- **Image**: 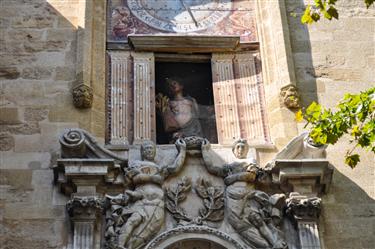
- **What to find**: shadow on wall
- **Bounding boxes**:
[285,0,319,107]
[0,1,82,248]
[320,169,375,249]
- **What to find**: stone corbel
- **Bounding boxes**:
[271,159,333,195]
[286,193,322,249]
[279,84,301,109]
[66,196,105,249]
[72,83,93,109]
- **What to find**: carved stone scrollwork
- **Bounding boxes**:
[165,177,224,226]
[72,83,93,109]
[280,84,301,109]
[286,193,322,221]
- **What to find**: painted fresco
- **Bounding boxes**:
[108,0,257,43]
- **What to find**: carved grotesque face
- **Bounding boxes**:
[280,85,300,109]
[141,141,156,161]
[233,140,249,159]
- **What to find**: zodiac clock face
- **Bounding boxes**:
[127,0,232,33]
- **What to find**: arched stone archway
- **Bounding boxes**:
[144,226,246,249]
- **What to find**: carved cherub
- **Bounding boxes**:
[107,139,187,249]
[201,138,258,185]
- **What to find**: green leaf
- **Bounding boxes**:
[295,110,304,122]
[301,6,315,24]
[345,154,360,168]
[365,0,375,8]
[326,6,339,20]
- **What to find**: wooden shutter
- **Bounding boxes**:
[107,51,133,144]
[212,52,269,145]
[132,52,155,143]
[211,53,241,144]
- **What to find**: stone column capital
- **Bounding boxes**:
[66,196,105,221]
[286,193,321,221]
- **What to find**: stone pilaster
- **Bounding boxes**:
[67,197,104,249]
[286,193,322,249]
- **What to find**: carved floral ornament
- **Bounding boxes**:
[56,129,333,249]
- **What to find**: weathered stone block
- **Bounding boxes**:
[0,133,14,151]
[0,107,22,124]
[55,66,75,81]
[0,169,33,190]
[24,108,48,122]
[0,122,40,135]
[12,15,55,29]
[14,134,43,152]
[4,204,64,220]
[21,67,53,80]
[0,152,51,170]
[0,67,20,79]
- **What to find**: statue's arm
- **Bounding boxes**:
[165,138,187,176]
[201,139,225,177]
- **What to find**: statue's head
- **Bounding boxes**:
[166,78,184,96]
[280,84,300,109]
[140,140,156,161]
[232,139,250,159]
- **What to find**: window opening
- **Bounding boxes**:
[155,61,218,144]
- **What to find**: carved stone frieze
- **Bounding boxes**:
[286,193,322,221]
[280,84,301,109]
[72,83,93,109]
[165,177,224,226]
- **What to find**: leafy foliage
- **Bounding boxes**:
[296,87,375,168]
[301,0,374,24]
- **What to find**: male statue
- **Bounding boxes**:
[156,78,203,142]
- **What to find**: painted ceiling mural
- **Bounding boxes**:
[108,0,258,42]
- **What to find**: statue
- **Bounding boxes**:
[229,191,288,249]
[156,78,203,142]
[201,138,258,185]
[105,139,187,249]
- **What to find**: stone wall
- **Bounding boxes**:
[285,1,374,248]
[0,0,374,249]
[0,0,85,247]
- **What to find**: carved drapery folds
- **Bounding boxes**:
[54,130,331,249]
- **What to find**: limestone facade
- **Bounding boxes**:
[0,0,374,249]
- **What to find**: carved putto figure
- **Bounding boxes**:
[229,191,288,249]
[105,139,187,249]
[201,138,258,185]
[156,78,203,142]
